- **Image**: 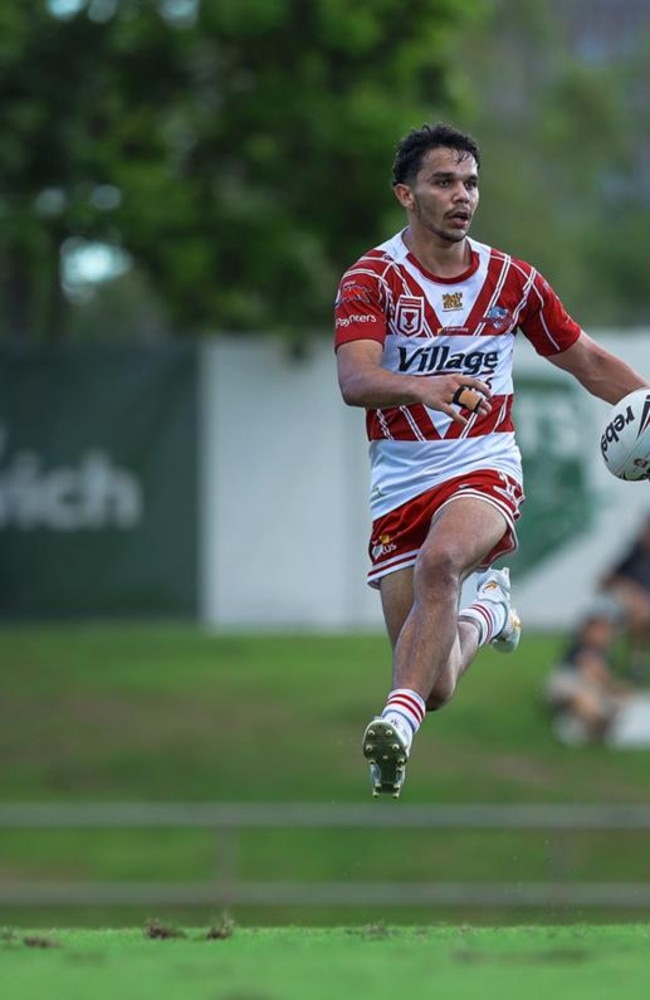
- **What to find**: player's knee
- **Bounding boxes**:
[415,545,462,591]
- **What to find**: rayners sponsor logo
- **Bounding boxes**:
[336,314,378,328]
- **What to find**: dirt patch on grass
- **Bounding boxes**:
[206,916,235,940]
[23,935,60,949]
[144,919,186,940]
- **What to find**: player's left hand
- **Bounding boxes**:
[452,386,488,413]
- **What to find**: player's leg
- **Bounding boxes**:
[459,565,521,654]
[391,496,508,703]
[362,497,511,796]
[378,565,483,703]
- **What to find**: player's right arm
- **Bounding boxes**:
[334,261,492,424]
[336,339,492,425]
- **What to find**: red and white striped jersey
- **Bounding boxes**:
[334,230,582,518]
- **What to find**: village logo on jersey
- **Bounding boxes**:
[395,295,424,336]
[442,292,463,312]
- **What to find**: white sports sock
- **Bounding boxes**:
[381,688,426,750]
[459,599,507,646]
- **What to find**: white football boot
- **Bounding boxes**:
[475,566,521,653]
[362,717,409,799]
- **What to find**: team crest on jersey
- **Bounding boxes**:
[442,292,463,312]
[395,296,424,336]
[483,306,512,332]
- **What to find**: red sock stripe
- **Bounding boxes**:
[468,602,495,642]
[386,692,426,725]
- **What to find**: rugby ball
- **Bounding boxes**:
[600,388,650,480]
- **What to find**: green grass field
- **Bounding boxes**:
[2,624,650,930]
[4,924,650,1000]
[3,624,648,804]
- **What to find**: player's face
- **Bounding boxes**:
[396,147,479,244]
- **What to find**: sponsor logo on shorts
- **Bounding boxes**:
[493,475,522,506]
[371,533,397,560]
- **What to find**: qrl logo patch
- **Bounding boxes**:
[395,296,424,336]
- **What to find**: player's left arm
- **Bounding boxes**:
[547,331,649,404]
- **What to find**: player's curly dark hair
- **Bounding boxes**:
[392,123,481,187]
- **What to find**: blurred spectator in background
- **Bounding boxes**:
[598,513,650,681]
[546,564,650,750]
[545,600,631,746]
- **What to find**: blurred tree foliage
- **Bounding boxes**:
[462,0,650,329]
[3,0,649,343]
[0,0,483,342]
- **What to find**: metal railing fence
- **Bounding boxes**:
[2,802,650,909]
